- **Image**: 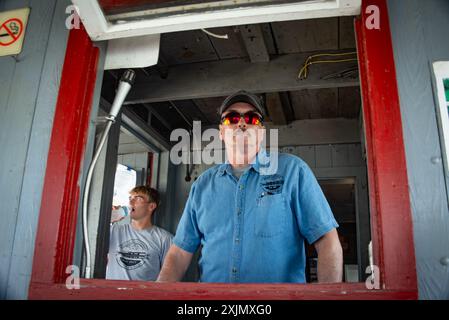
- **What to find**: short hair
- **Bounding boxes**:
[130,185,160,207]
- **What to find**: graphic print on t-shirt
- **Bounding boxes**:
[116,239,150,270]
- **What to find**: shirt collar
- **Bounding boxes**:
[217,149,269,176]
[218,163,230,176]
[251,148,270,173]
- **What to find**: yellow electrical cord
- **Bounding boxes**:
[298,52,357,79]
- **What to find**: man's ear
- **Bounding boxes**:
[149,202,157,212]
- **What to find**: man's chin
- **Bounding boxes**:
[231,152,258,164]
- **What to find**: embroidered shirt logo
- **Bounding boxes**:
[260,174,284,195]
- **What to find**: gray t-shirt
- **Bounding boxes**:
[106,223,173,281]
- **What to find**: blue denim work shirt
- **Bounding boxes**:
[173,150,338,283]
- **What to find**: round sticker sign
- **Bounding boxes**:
[0,18,23,46]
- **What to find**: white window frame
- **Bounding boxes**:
[72,0,361,41]
[433,61,449,200]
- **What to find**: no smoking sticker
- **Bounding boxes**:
[0,8,30,57]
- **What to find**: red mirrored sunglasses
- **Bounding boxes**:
[221,111,264,126]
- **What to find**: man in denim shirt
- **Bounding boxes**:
[158,91,343,283]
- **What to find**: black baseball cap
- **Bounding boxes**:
[219,90,266,117]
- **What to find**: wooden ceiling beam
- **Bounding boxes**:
[125,51,359,105]
[238,24,270,63]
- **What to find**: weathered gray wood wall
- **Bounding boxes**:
[0,0,71,299]
[388,0,449,299]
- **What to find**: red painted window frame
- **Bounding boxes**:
[28,0,418,299]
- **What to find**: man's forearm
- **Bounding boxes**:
[314,229,343,283]
[317,243,343,283]
[157,245,193,282]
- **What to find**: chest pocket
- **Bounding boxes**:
[254,175,287,238]
[254,193,287,237]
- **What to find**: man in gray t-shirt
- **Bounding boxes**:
[106,186,173,281]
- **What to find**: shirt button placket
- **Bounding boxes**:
[231,267,238,281]
[232,205,241,282]
[232,181,245,282]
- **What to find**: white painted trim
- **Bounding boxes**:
[104,34,160,70]
[72,0,361,41]
[338,0,361,9]
[433,61,449,198]
[71,0,108,37]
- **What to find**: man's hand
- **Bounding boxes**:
[314,228,343,283]
[157,244,193,282]
[111,205,125,223]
